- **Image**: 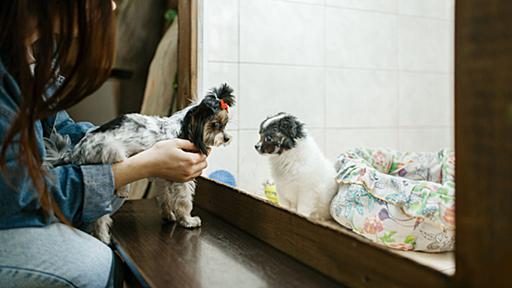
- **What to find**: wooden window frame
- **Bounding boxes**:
[174,0,198,107]
[454,1,511,287]
[182,1,512,287]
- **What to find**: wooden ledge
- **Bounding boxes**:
[111,199,341,287]
[194,177,452,288]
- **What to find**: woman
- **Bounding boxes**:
[0,1,208,287]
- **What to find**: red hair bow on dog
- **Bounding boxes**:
[219,99,229,112]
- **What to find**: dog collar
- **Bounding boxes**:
[219,99,229,112]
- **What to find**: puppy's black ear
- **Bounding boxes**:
[280,136,296,151]
[179,105,211,155]
[190,110,210,155]
[207,83,236,107]
[280,116,305,139]
[201,95,219,112]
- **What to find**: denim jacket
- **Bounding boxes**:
[0,59,118,229]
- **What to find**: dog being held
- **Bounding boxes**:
[45,83,235,243]
[255,113,337,220]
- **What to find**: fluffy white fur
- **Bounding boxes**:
[256,113,337,220]
[269,135,338,220]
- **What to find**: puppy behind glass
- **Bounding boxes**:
[255,113,337,220]
[45,84,235,243]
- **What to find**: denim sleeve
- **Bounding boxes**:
[46,113,119,223]
[44,111,95,145]
[0,151,117,228]
[49,164,117,225]
[0,59,119,228]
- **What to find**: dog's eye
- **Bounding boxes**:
[212,122,221,129]
[265,135,273,142]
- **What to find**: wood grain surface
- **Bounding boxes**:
[177,0,198,110]
[455,1,512,287]
[194,177,451,288]
[112,199,342,288]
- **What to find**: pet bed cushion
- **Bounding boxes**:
[330,148,455,252]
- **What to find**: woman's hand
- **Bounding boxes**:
[143,139,208,182]
[112,139,208,189]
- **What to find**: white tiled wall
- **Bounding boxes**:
[326,8,397,69]
[239,64,325,129]
[202,0,454,195]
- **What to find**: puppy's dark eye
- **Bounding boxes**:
[265,135,273,142]
[212,122,221,129]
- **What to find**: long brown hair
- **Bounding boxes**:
[0,1,115,222]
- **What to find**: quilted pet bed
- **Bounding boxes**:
[330,148,455,252]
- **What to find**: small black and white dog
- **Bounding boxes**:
[46,83,235,243]
[255,113,337,220]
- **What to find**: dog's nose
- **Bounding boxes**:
[224,134,231,143]
[255,143,261,151]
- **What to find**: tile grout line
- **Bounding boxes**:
[208,60,452,75]
[235,126,454,131]
[396,4,401,150]
[236,0,241,186]
[273,0,454,22]
[322,0,327,154]
[398,12,453,22]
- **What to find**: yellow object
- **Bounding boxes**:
[263,180,279,204]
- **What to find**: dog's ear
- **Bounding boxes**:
[207,83,236,107]
[201,95,219,112]
[280,137,296,152]
[179,105,211,155]
[280,116,305,139]
[190,111,210,155]
[280,118,292,131]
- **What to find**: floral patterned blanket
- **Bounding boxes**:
[330,148,455,252]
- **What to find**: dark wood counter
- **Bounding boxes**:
[111,199,342,288]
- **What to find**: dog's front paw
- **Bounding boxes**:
[115,184,131,198]
[98,233,112,245]
[161,209,177,222]
[179,216,202,228]
[93,215,113,244]
[92,227,112,244]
